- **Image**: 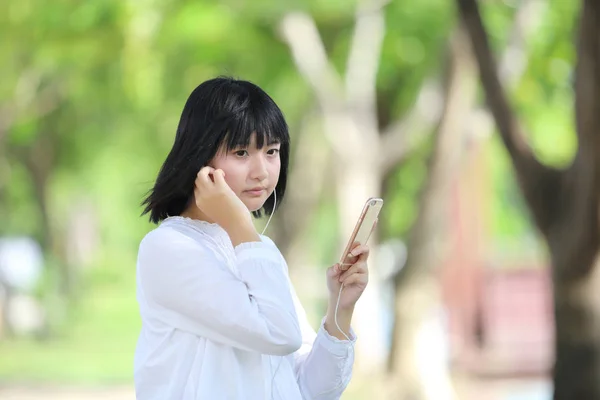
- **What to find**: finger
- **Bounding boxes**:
[342,243,370,268]
[334,263,341,274]
[326,265,335,278]
[327,263,341,278]
[349,244,370,258]
[339,262,367,282]
[199,166,215,175]
[342,271,368,287]
[211,169,227,187]
[339,242,357,270]
[357,251,370,264]
[340,254,358,270]
[197,166,214,185]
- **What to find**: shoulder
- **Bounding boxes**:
[138,223,213,259]
[138,223,281,260]
[136,225,226,283]
[140,225,189,249]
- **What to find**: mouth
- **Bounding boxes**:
[244,188,266,196]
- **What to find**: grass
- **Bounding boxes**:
[0,264,140,385]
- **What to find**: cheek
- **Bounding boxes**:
[270,160,281,181]
[223,174,239,190]
[220,166,245,192]
[210,159,237,188]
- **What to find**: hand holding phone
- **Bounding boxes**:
[339,198,383,270]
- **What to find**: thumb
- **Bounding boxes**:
[327,263,340,279]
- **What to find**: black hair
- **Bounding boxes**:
[141,76,290,224]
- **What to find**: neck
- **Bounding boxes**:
[180,203,215,224]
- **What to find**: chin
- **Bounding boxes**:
[246,201,266,213]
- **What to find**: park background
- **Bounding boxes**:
[0,0,592,399]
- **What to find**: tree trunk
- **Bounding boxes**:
[458,0,600,398]
[550,2,600,396]
[271,112,332,260]
[280,3,418,372]
[549,207,600,399]
[552,254,600,399]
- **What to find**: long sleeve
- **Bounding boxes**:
[137,227,302,356]
[290,282,357,399]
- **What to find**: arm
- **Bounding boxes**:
[324,297,354,341]
[137,228,302,356]
[290,283,357,399]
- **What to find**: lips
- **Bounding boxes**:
[245,187,266,196]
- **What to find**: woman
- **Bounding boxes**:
[135,77,370,399]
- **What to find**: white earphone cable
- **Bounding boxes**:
[261,189,276,236]
[264,190,282,399]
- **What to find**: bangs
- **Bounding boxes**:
[220,101,288,151]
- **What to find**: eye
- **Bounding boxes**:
[234,150,249,157]
[267,148,280,156]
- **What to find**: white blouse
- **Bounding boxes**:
[134,216,356,399]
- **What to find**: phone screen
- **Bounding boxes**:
[339,198,383,267]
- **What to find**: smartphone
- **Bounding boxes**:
[339,197,384,269]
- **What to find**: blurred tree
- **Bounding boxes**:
[459,0,600,398]
[387,25,477,400]
[279,0,450,371]
[388,1,545,398]
[0,0,127,315]
[0,0,309,333]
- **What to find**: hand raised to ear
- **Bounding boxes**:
[193,167,252,229]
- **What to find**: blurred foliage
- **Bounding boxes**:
[485,0,578,242]
[0,0,580,384]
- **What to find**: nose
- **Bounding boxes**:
[250,153,268,182]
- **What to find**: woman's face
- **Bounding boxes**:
[209,133,281,212]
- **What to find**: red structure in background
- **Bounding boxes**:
[439,141,554,379]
